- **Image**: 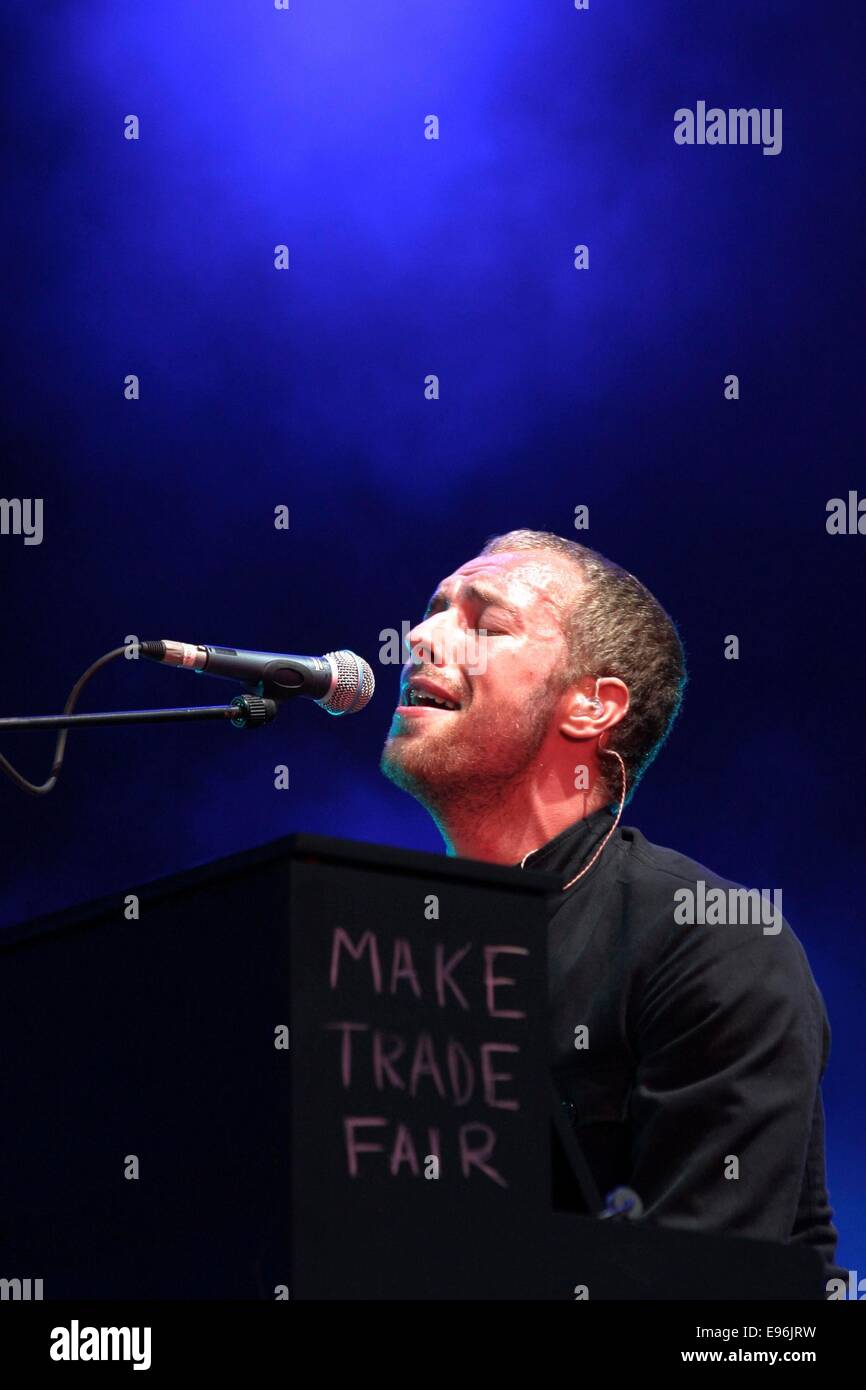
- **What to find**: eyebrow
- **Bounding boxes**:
[424,582,522,622]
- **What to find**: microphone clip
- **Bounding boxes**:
[229,694,279,729]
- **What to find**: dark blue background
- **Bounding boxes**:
[1,1,863,1275]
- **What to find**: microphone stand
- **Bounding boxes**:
[0,694,279,733]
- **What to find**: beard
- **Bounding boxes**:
[379,674,561,822]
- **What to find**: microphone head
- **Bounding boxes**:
[318,651,375,715]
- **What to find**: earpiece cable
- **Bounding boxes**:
[520,746,627,891]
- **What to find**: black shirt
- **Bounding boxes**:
[518,808,842,1283]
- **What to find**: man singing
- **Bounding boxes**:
[380,528,841,1284]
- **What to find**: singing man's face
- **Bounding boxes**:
[379,549,578,807]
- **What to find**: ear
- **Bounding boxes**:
[559,676,630,742]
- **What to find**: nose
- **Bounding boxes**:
[404,613,451,669]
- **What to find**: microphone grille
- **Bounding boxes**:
[318,651,375,715]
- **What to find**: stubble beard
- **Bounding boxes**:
[379,678,560,822]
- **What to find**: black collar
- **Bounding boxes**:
[514,807,616,881]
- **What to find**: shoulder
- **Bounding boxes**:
[609,823,828,1047]
[616,823,738,895]
[615,824,805,939]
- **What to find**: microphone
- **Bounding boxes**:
[139,640,375,715]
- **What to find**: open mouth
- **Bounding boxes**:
[404,688,461,712]
[397,678,464,714]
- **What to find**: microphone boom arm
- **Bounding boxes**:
[0,695,278,733]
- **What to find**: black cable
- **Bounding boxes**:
[0,646,127,796]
